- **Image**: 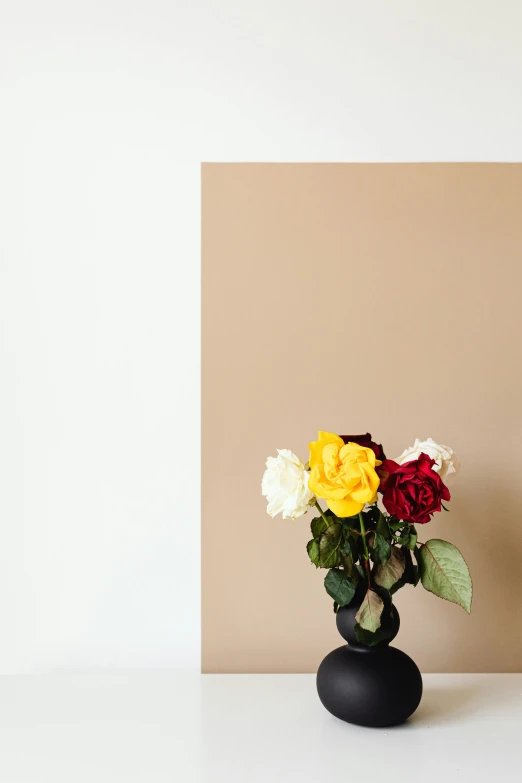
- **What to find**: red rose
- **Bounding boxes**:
[379,453,450,525]
[340,432,386,461]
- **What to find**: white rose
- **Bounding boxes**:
[261,449,315,520]
[396,437,460,481]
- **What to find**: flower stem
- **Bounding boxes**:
[314,500,330,527]
[358,511,372,589]
[358,512,370,561]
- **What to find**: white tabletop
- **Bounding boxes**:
[0,673,520,782]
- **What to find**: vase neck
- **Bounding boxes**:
[336,602,400,648]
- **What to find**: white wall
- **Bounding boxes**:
[0,1,521,672]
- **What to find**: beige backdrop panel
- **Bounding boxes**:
[202,163,522,673]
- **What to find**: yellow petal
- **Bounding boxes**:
[308,468,350,500]
[360,461,380,494]
[318,431,344,444]
[339,442,364,461]
[364,447,376,467]
[350,484,376,503]
[367,452,382,468]
[309,431,343,468]
[327,497,365,517]
[339,460,362,482]
[322,442,341,468]
[308,440,324,469]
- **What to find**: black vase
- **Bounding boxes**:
[316,599,423,727]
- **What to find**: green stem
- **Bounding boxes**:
[314,500,330,527]
[358,512,370,561]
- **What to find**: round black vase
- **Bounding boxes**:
[316,600,422,728]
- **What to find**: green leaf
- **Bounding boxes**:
[374,547,405,590]
[324,569,356,607]
[376,512,391,540]
[311,515,328,538]
[372,584,392,611]
[342,553,358,582]
[354,622,393,647]
[406,526,418,550]
[395,530,407,546]
[442,504,450,512]
[306,538,320,567]
[371,532,391,564]
[355,589,384,632]
[341,538,351,556]
[388,517,403,532]
[396,525,418,549]
[418,539,472,613]
[355,534,368,563]
[391,548,419,594]
[318,523,343,568]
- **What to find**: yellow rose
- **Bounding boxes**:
[308,431,381,517]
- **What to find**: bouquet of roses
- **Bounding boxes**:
[262,432,472,645]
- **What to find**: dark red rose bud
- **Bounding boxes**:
[379,452,450,525]
[340,432,386,461]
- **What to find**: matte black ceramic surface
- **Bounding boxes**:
[316,601,422,728]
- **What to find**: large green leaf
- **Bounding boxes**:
[418,539,472,613]
[371,532,391,564]
[355,589,384,632]
[318,523,343,568]
[306,538,320,567]
[311,515,329,538]
[374,546,405,590]
[324,569,356,606]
